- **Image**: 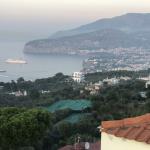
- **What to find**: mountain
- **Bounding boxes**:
[50,13,150,38]
[24,13,150,54]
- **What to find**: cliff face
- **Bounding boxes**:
[24,13,150,54]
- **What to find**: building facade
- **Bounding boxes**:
[72,72,84,83]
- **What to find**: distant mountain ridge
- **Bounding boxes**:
[50,13,150,38]
[24,13,150,54]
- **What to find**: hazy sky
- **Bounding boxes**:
[0,0,150,41]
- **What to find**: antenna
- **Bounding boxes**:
[77,136,81,143]
[74,135,81,150]
[74,136,77,150]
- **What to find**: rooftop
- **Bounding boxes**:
[101,113,150,144]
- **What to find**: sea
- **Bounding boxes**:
[0,41,85,82]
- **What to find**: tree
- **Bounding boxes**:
[17,77,25,84]
[11,80,18,91]
[0,108,53,150]
[56,122,73,138]
[146,91,150,98]
[29,89,40,99]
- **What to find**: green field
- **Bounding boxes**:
[45,99,91,112]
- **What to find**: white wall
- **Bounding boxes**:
[101,132,150,150]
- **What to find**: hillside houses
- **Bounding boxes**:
[84,77,131,95]
[85,81,103,95]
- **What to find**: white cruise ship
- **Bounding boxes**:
[0,70,6,73]
[5,59,27,64]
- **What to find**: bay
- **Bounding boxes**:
[0,41,85,82]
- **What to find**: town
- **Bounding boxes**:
[82,48,150,74]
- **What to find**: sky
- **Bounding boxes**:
[0,0,150,41]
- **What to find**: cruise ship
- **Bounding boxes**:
[5,59,27,64]
[0,70,6,73]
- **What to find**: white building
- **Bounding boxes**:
[101,113,150,150]
[0,86,4,90]
[103,77,119,85]
[120,76,131,81]
[41,90,50,94]
[139,91,147,98]
[138,75,150,81]
[9,90,27,97]
[85,81,103,95]
[146,80,150,88]
[72,72,84,83]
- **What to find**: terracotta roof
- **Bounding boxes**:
[101,113,150,144]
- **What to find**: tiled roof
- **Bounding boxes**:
[101,113,150,144]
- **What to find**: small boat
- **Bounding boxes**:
[0,70,6,73]
[5,59,27,64]
[0,74,8,78]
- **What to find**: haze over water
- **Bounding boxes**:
[0,41,84,82]
[0,0,150,82]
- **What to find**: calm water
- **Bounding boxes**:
[0,41,85,82]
